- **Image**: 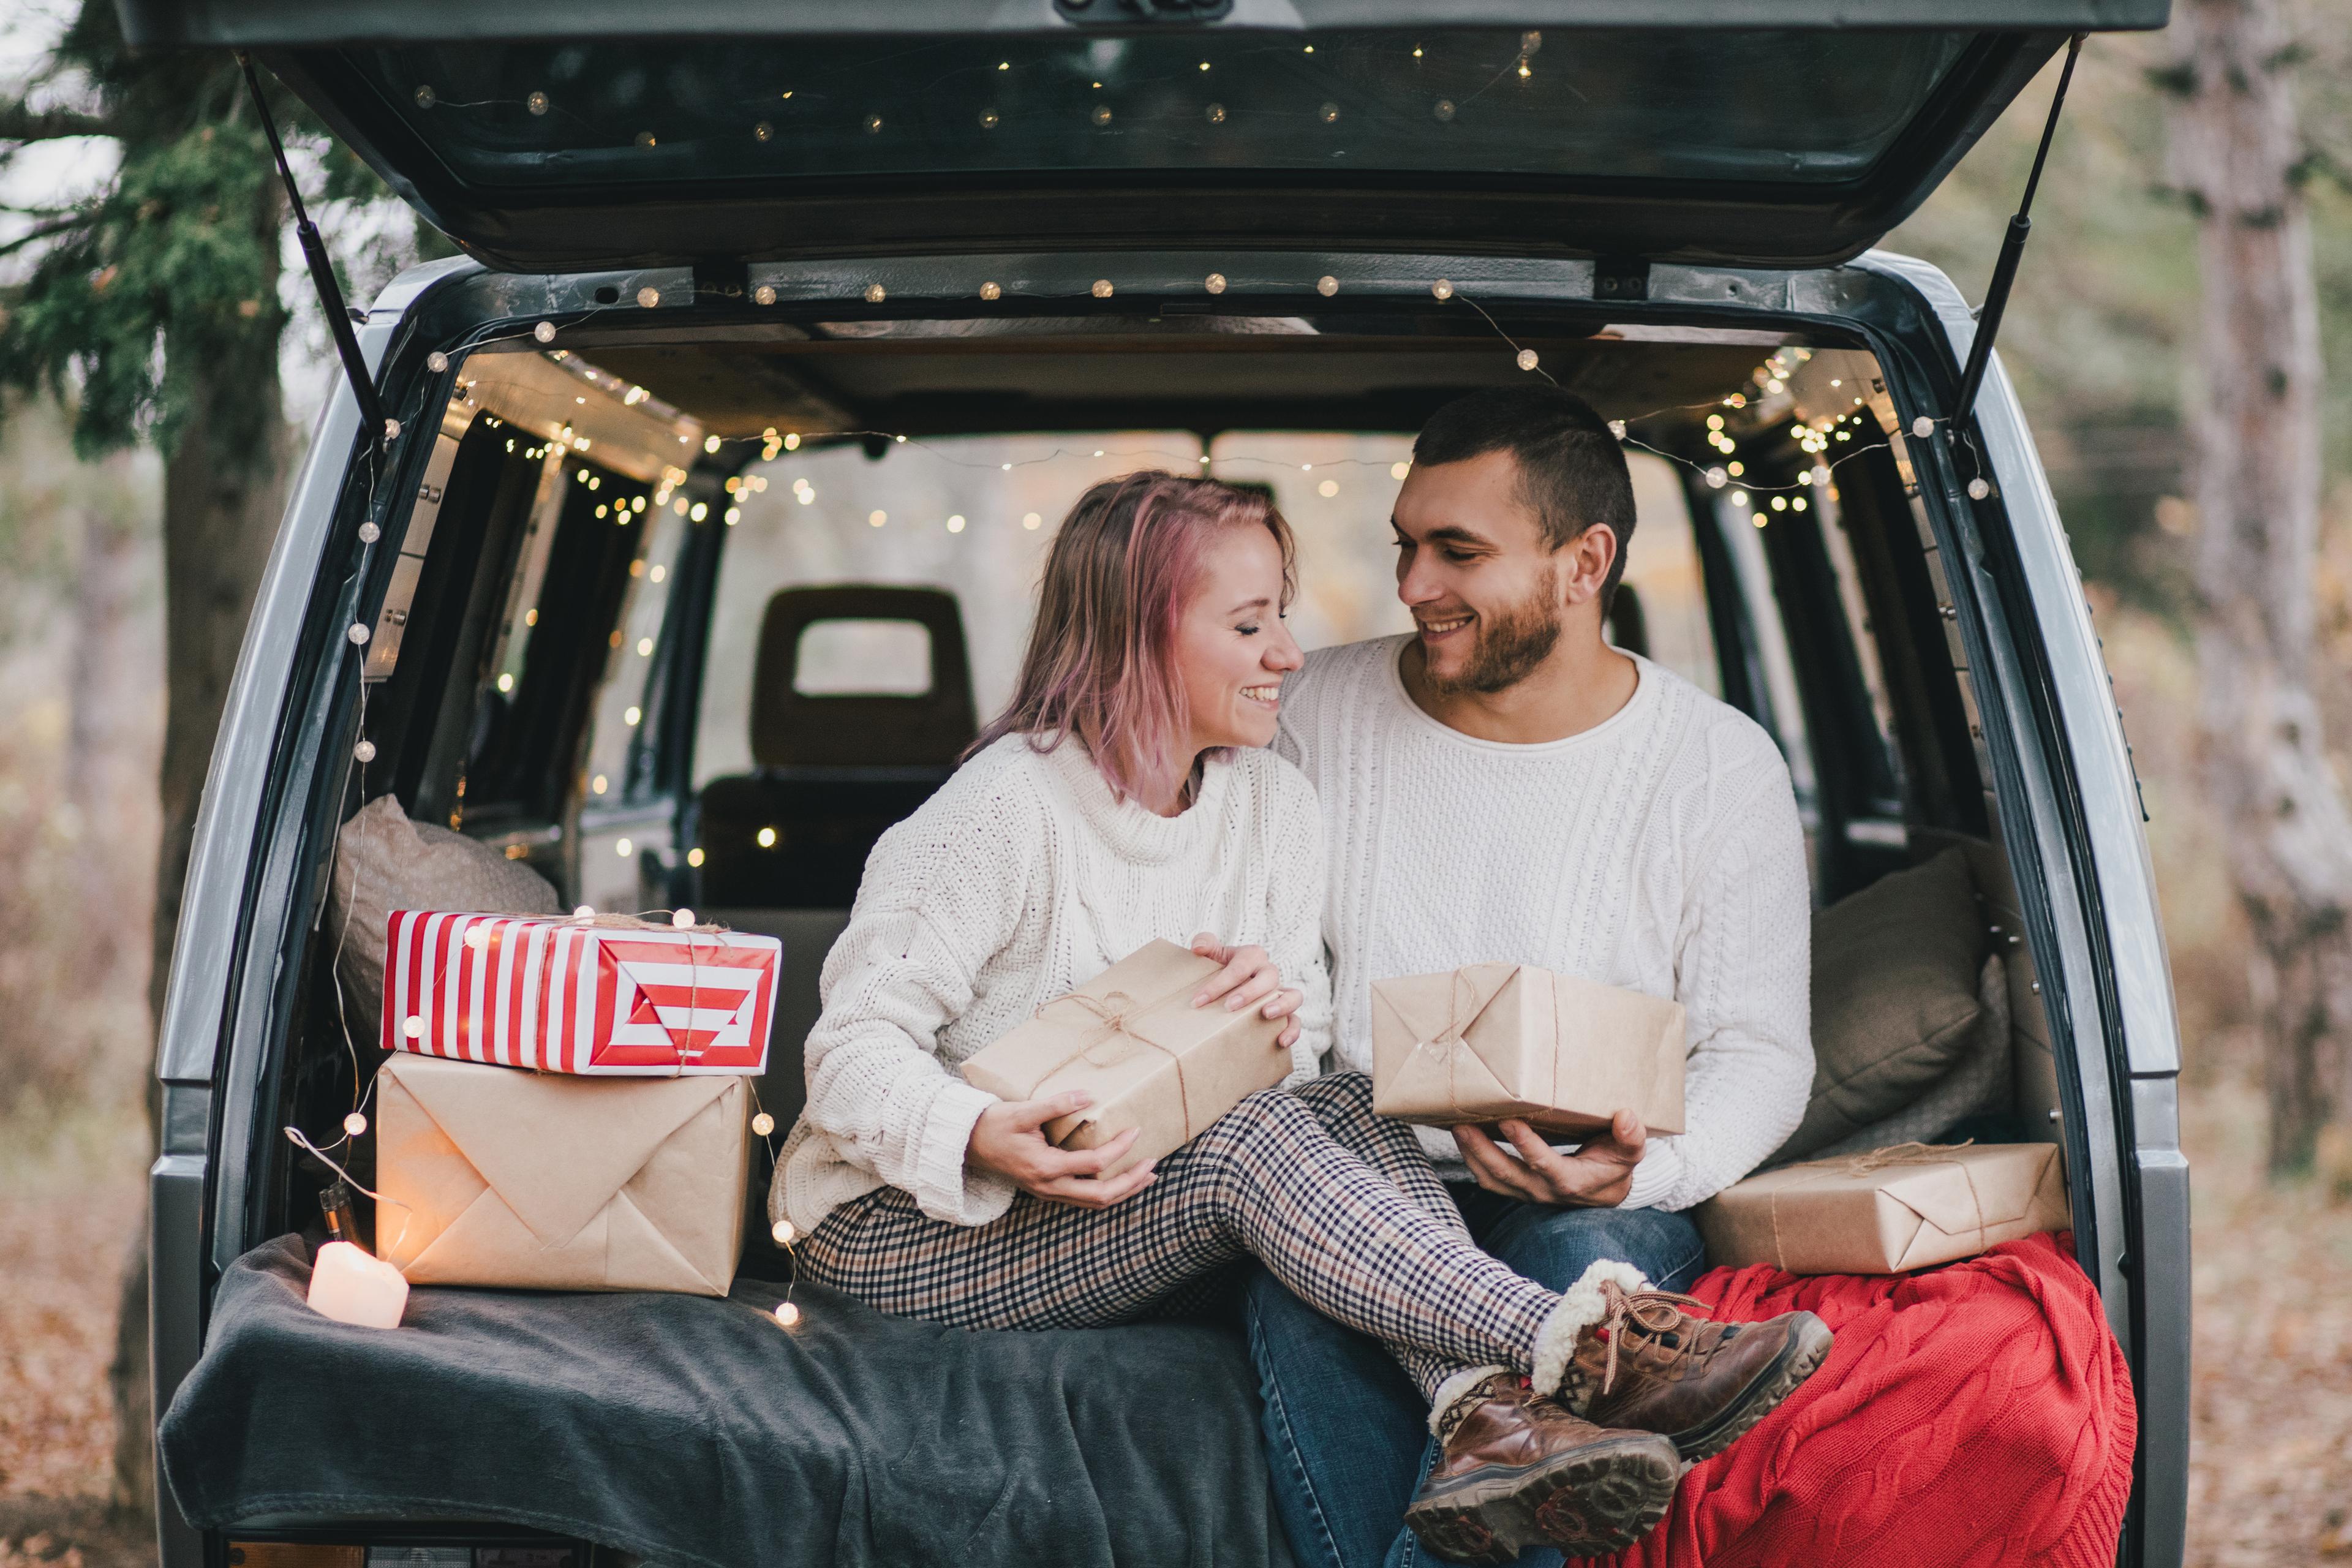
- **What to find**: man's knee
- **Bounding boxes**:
[1483,1204,1706,1294]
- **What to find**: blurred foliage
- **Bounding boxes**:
[1887,12,2352,611]
[0,2,454,468]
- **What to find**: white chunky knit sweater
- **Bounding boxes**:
[1273,636,1813,1213]
[774,734,1333,1234]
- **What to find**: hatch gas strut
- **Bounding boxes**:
[236,52,394,453]
[1951,33,2084,431]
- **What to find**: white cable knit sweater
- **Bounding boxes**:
[1273,636,1813,1213]
[774,734,1333,1235]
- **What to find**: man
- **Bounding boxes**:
[1256,385,1822,1567]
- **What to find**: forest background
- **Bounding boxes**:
[1,3,2350,1566]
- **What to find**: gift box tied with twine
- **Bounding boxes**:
[960,940,1292,1178]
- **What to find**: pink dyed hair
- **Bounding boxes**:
[971,471,1296,803]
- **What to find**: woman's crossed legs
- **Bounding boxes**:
[796,1072,1556,1402]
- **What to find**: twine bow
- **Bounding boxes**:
[1765,1139,1988,1271]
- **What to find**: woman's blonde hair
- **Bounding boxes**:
[970,471,1295,802]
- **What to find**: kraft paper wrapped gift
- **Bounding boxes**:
[959,938,1292,1178]
[374,1050,749,1295]
[383,910,781,1075]
[1695,1141,2071,1275]
[1369,963,1685,1137]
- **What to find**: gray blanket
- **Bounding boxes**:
[160,1237,1288,1568]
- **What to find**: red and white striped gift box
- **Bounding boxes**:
[381,911,780,1075]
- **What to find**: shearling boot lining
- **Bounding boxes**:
[1427,1365,1512,1438]
[1531,1259,1651,1400]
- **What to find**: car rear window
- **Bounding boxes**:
[370,28,1974,191]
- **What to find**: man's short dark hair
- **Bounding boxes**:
[1411,386,1638,603]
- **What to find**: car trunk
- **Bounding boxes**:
[127,4,2184,1567]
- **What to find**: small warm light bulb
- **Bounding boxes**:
[624,706,643,726]
[980,281,1002,301]
[638,637,655,657]
[637,287,660,309]
[1705,467,1728,489]
[1317,479,1339,497]
[1432,279,1454,301]
[1516,349,1539,372]
[1205,272,1227,295]
[752,1112,776,1136]
[347,622,371,646]
[864,283,886,304]
[616,838,634,858]
[402,1016,426,1040]
[772,1219,797,1246]
[426,351,450,373]
[592,774,609,794]
[686,846,705,867]
[869,510,888,528]
[756,826,778,848]
[1022,512,1042,530]
[755,284,777,305]
[1968,477,1992,500]
[353,739,377,763]
[533,322,556,343]
[690,502,709,522]
[344,1112,369,1137]
[1391,461,1411,480]
[573,904,595,919]
[358,521,380,543]
[464,926,491,951]
[1912,416,1934,438]
[775,1302,802,1327]
[1091,279,1114,299]
[784,432,801,450]
[1316,275,1338,297]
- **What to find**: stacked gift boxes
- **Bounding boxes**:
[369,912,782,1298]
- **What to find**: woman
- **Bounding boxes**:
[772,472,1683,1564]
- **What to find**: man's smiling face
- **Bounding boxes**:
[1391,447,1572,695]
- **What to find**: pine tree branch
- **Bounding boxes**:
[0,100,119,141]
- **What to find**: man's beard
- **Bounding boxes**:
[1425,566,1562,696]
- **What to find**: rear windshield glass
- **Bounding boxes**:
[369,28,1974,190]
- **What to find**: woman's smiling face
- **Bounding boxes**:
[1174,522,1303,755]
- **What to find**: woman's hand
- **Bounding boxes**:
[967,1091,1158,1208]
[1189,933,1307,1049]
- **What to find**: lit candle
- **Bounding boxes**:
[307,1241,409,1329]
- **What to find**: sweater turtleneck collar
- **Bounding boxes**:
[1036,734,1235,866]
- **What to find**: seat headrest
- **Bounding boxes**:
[750,586,978,769]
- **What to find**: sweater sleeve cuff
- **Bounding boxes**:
[1620,1139,1684,1212]
[911,1077,1017,1227]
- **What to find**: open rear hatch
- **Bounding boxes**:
[121,1,2163,272]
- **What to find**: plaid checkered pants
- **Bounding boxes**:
[797,1071,1548,1403]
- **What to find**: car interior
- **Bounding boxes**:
[285,297,2067,1278]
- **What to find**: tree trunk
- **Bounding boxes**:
[2167,0,2352,1176]
[110,176,291,1523]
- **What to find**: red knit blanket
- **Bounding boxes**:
[1608,1233,2138,1568]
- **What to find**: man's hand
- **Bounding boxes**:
[1454,1109,1646,1207]
[967,1092,1158,1208]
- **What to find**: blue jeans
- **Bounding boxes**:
[1246,1185,1706,1568]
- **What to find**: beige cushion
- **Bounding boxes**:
[328,794,561,1043]
[1776,847,1987,1163]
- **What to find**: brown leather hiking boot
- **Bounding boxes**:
[1561,1280,1835,1462]
[1403,1373,1680,1566]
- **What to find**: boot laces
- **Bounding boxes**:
[1594,1280,1713,1396]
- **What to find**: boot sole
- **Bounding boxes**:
[1404,1433,1681,1564]
[1668,1311,1836,1463]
